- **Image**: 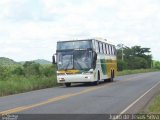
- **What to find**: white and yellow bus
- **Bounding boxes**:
[53,38,117,87]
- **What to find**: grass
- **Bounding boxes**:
[117,69,159,76]
[0,63,58,97]
[0,75,57,96]
[148,95,160,113]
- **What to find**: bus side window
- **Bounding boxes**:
[109,45,112,55]
[106,44,108,54]
[112,46,115,55]
[111,46,113,55]
[92,40,96,51]
[102,42,104,54]
[95,41,99,53]
[108,45,110,55]
[98,42,100,53]
[114,46,117,55]
[99,42,103,53]
[103,43,106,54]
[111,45,113,55]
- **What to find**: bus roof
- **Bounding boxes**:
[57,38,113,45]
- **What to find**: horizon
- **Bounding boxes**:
[0,57,52,62]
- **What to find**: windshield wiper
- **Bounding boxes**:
[64,55,73,70]
[64,62,71,71]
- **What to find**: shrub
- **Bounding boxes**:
[127,57,148,69]
[23,61,41,76]
[42,65,56,77]
[154,61,160,69]
[0,65,11,80]
[12,66,24,76]
[117,60,127,71]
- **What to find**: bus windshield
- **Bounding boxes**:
[57,40,92,50]
[57,50,92,70]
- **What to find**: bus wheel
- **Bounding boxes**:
[93,71,100,85]
[65,83,71,87]
[110,71,114,82]
[104,79,108,82]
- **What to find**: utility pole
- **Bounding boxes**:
[117,44,124,61]
[122,44,124,61]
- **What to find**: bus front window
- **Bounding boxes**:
[74,50,92,70]
[57,50,92,70]
[57,40,92,50]
[57,51,73,70]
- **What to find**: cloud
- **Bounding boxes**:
[0,0,160,61]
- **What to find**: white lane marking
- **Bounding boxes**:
[113,80,160,120]
[120,80,160,114]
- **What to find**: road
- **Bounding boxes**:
[0,72,160,120]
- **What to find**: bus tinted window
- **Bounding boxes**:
[99,42,103,53]
[114,46,117,55]
[95,41,99,53]
[107,44,109,54]
[111,46,113,55]
[103,43,106,54]
[112,46,115,55]
[113,46,116,55]
[111,46,114,55]
[105,44,108,54]
[57,40,92,50]
[108,45,112,55]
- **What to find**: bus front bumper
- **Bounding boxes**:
[57,74,95,83]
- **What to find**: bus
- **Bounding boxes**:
[53,38,117,87]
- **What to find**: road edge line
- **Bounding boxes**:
[121,80,160,114]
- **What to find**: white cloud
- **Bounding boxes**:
[0,0,160,61]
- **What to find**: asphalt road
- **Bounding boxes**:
[0,72,160,120]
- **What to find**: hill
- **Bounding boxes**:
[33,59,52,64]
[0,57,52,65]
[0,57,19,66]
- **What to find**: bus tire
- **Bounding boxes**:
[104,78,108,82]
[110,70,114,82]
[65,83,71,87]
[93,71,100,85]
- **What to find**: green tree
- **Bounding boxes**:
[127,57,148,69]
[23,61,41,76]
[154,61,160,69]
[116,45,152,70]
[117,60,127,71]
[12,67,24,76]
[0,65,10,80]
[42,65,56,77]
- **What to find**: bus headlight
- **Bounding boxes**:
[88,69,93,74]
[85,76,91,79]
[82,69,93,75]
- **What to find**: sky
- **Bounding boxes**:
[0,0,160,61]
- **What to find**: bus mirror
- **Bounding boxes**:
[52,54,56,64]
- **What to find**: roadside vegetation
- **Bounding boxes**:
[116,45,160,76]
[117,45,152,71]
[117,69,159,76]
[0,61,57,96]
[148,95,160,113]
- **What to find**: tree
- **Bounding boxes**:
[0,65,10,80]
[23,61,41,76]
[154,61,160,69]
[117,60,127,71]
[116,45,152,70]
